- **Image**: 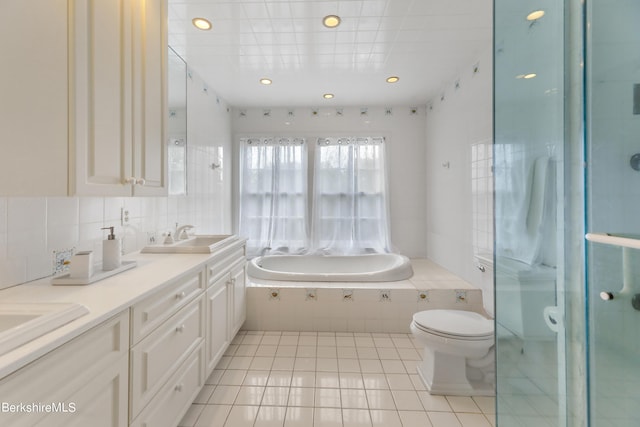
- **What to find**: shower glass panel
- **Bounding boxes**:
[494,0,572,425]
[586,0,640,425]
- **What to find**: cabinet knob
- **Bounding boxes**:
[125,177,137,185]
[175,384,183,392]
[176,325,185,333]
[176,291,186,299]
[136,178,146,186]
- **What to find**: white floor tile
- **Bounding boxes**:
[192,331,497,427]
[398,410,434,427]
[427,411,463,427]
[392,390,424,411]
[366,389,397,410]
[417,392,452,412]
[339,373,365,389]
[342,408,372,427]
[446,396,482,413]
[267,371,293,387]
[234,386,265,406]
[224,405,259,427]
[456,413,493,427]
[285,407,314,427]
[194,404,231,427]
[369,410,402,427]
[291,371,316,388]
[288,387,315,407]
[316,372,341,388]
[340,389,368,409]
[315,388,342,408]
[243,370,270,386]
[314,407,343,427]
[262,387,290,406]
[208,385,240,405]
[254,406,287,427]
[219,369,247,386]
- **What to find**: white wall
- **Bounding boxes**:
[425,51,494,313]
[0,68,233,289]
[231,106,428,258]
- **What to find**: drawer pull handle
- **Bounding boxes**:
[176,325,185,333]
[176,291,186,299]
[175,384,183,392]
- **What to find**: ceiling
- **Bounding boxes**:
[168,0,493,108]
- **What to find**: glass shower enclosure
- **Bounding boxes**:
[494,0,639,425]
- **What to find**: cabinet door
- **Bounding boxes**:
[71,0,134,196]
[0,0,69,196]
[132,0,167,196]
[206,274,229,375]
[230,261,247,337]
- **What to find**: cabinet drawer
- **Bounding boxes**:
[130,344,205,427]
[131,268,205,344]
[130,294,205,418]
[0,311,129,427]
[207,247,245,285]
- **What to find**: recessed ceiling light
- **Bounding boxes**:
[323,93,334,99]
[260,78,272,85]
[386,76,400,83]
[192,17,212,31]
[526,10,545,21]
[323,15,341,28]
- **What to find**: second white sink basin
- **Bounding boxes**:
[141,234,237,254]
[0,302,89,356]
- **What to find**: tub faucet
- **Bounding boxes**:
[175,224,194,240]
[260,247,271,256]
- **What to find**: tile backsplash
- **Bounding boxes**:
[0,195,229,289]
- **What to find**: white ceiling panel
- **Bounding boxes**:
[169,0,492,107]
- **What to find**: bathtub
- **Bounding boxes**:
[247,253,413,282]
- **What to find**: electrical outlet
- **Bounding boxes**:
[121,208,129,225]
[52,247,75,275]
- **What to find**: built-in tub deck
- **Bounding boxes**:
[245,259,485,333]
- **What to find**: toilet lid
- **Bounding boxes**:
[413,310,493,338]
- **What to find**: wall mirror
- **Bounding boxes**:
[167,46,187,195]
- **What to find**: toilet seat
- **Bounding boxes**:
[412,310,493,340]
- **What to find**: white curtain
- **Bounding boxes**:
[311,137,391,254]
[239,138,308,257]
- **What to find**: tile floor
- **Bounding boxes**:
[179,330,496,427]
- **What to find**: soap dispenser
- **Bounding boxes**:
[101,226,121,271]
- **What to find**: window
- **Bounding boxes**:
[311,137,390,254]
[238,138,308,257]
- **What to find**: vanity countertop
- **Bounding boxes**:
[0,239,245,380]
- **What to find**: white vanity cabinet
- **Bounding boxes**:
[72,0,167,196]
[0,311,130,427]
[129,268,206,425]
[0,0,167,197]
[205,246,247,375]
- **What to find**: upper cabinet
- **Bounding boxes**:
[0,0,167,196]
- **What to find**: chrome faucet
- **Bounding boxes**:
[175,224,194,240]
[260,247,271,256]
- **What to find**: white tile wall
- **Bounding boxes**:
[424,50,494,313]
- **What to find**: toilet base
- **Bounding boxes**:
[416,347,495,396]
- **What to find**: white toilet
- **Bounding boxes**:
[410,309,495,396]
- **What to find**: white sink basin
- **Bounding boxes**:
[0,302,89,356]
[141,234,237,254]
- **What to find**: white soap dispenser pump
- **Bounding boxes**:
[101,226,121,271]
